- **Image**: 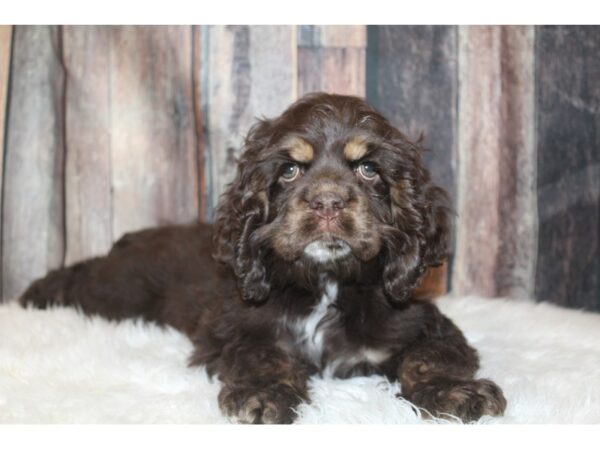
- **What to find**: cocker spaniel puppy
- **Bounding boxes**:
[21,93,506,424]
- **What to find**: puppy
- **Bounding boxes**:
[21,93,506,424]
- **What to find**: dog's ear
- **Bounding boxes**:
[213,120,272,304]
[381,138,451,304]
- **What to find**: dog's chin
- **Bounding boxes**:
[302,237,353,264]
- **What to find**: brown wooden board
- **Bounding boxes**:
[452,26,536,299]
[0,25,12,298]
[202,25,296,220]
[298,25,366,97]
[535,26,600,311]
[298,47,366,97]
[2,26,65,300]
[366,26,457,295]
[0,25,12,191]
[298,25,366,48]
[108,26,199,239]
[62,26,113,265]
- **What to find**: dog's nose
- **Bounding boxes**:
[309,192,346,220]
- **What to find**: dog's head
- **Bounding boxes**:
[213,93,450,304]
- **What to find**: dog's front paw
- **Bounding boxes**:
[404,378,507,422]
[218,383,305,424]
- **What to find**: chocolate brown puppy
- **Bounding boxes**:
[21,93,506,424]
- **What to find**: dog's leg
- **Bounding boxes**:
[396,306,506,422]
[195,334,312,424]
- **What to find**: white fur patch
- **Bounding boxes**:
[293,281,338,364]
[304,240,351,263]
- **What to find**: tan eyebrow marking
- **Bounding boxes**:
[343,136,369,161]
[285,136,314,163]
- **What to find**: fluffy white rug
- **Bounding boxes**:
[1,296,599,424]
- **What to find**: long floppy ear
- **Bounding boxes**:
[212,120,272,303]
[382,140,451,304]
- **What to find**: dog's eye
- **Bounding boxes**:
[357,161,377,180]
[280,163,301,182]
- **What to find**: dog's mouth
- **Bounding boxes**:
[303,237,352,263]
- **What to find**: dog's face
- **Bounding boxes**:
[214,93,450,303]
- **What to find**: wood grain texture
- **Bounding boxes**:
[0,26,12,296]
[202,25,297,220]
[108,26,199,239]
[366,26,457,201]
[452,26,536,299]
[366,26,458,295]
[298,47,365,97]
[0,25,12,190]
[2,26,65,300]
[298,25,366,48]
[535,26,600,311]
[62,26,113,265]
[298,25,366,97]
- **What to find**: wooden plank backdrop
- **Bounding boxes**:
[297,25,366,97]
[202,25,296,219]
[0,25,598,310]
[64,26,199,264]
[62,26,113,265]
[365,25,457,298]
[0,25,12,295]
[2,26,65,300]
[452,26,537,300]
[535,26,600,310]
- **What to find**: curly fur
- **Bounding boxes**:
[19,93,504,424]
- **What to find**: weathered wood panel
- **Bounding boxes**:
[535,26,600,311]
[366,26,457,202]
[202,25,296,220]
[452,26,536,299]
[192,26,207,221]
[62,26,113,265]
[298,25,366,48]
[366,26,458,295]
[298,26,366,97]
[0,25,12,193]
[2,26,65,300]
[109,26,199,239]
[0,26,12,297]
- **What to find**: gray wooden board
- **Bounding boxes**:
[0,25,12,299]
[366,26,457,292]
[202,25,296,221]
[62,26,113,265]
[2,26,65,300]
[108,26,199,239]
[366,25,457,207]
[535,26,600,311]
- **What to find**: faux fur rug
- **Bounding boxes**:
[1,296,599,424]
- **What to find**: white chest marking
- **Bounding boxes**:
[304,241,351,262]
[293,281,338,364]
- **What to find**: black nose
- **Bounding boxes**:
[309,192,346,219]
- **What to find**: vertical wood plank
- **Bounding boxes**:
[202,25,297,219]
[109,26,199,239]
[535,26,600,311]
[0,25,12,301]
[62,26,113,265]
[2,26,65,300]
[366,26,457,296]
[452,26,536,299]
[0,25,12,181]
[366,26,457,201]
[298,25,366,97]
